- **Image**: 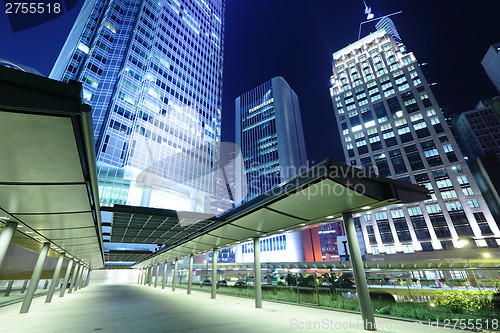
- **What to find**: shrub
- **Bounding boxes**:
[435,290,494,313]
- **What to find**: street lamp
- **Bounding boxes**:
[457,238,482,291]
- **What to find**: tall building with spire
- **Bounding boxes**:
[329,25,500,258]
[50,0,225,213]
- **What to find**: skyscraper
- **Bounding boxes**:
[50,0,225,213]
[234,76,310,263]
[235,76,308,202]
[329,27,500,257]
[481,42,500,93]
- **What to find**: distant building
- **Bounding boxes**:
[453,97,500,161]
[453,97,500,226]
[235,76,308,202]
[481,43,500,93]
[234,76,310,263]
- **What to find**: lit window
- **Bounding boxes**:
[402,243,414,253]
[462,187,474,196]
[467,199,480,208]
[385,245,396,254]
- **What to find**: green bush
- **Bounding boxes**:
[435,290,494,313]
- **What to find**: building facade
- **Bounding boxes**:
[235,76,308,202]
[454,97,500,161]
[329,28,500,257]
[453,97,500,227]
[50,0,225,213]
[234,76,309,262]
[481,42,500,93]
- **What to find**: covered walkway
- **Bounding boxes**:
[0,284,465,333]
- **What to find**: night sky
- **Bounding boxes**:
[1,0,499,165]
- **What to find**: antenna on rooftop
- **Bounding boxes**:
[363,1,374,20]
[358,1,402,41]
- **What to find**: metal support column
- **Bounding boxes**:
[154,264,159,287]
[148,266,152,286]
[20,242,50,313]
[162,262,167,289]
[138,268,142,284]
[253,237,262,308]
[0,221,18,268]
[59,258,73,297]
[4,281,14,296]
[342,212,375,331]
[20,280,28,293]
[187,255,193,294]
[78,267,87,289]
[68,263,79,294]
[211,249,218,299]
[172,259,178,291]
[84,269,91,287]
[46,252,65,303]
[73,264,83,292]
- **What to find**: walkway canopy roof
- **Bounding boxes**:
[0,66,104,268]
[127,159,429,268]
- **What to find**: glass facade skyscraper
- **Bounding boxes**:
[329,28,500,257]
[234,76,308,263]
[50,0,225,213]
[235,76,308,202]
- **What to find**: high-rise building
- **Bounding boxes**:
[329,28,500,257]
[234,76,310,263]
[481,42,500,93]
[453,97,500,227]
[50,0,225,213]
[235,76,308,202]
[453,97,500,161]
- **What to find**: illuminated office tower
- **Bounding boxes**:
[235,76,308,202]
[234,77,310,263]
[329,28,500,257]
[50,0,225,212]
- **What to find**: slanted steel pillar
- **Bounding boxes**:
[84,269,91,287]
[20,280,28,293]
[154,264,159,287]
[73,264,83,292]
[162,262,167,289]
[0,221,17,268]
[342,212,375,331]
[76,266,85,290]
[148,266,152,286]
[172,259,178,291]
[253,237,262,308]
[68,263,79,294]
[4,281,14,296]
[46,252,65,303]
[60,258,74,297]
[187,255,193,294]
[20,242,50,313]
[211,249,218,299]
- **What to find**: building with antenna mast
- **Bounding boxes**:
[329,18,500,258]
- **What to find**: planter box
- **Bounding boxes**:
[420,280,436,287]
[393,280,408,286]
[450,281,468,287]
[481,281,497,288]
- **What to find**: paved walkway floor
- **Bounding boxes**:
[0,284,468,333]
